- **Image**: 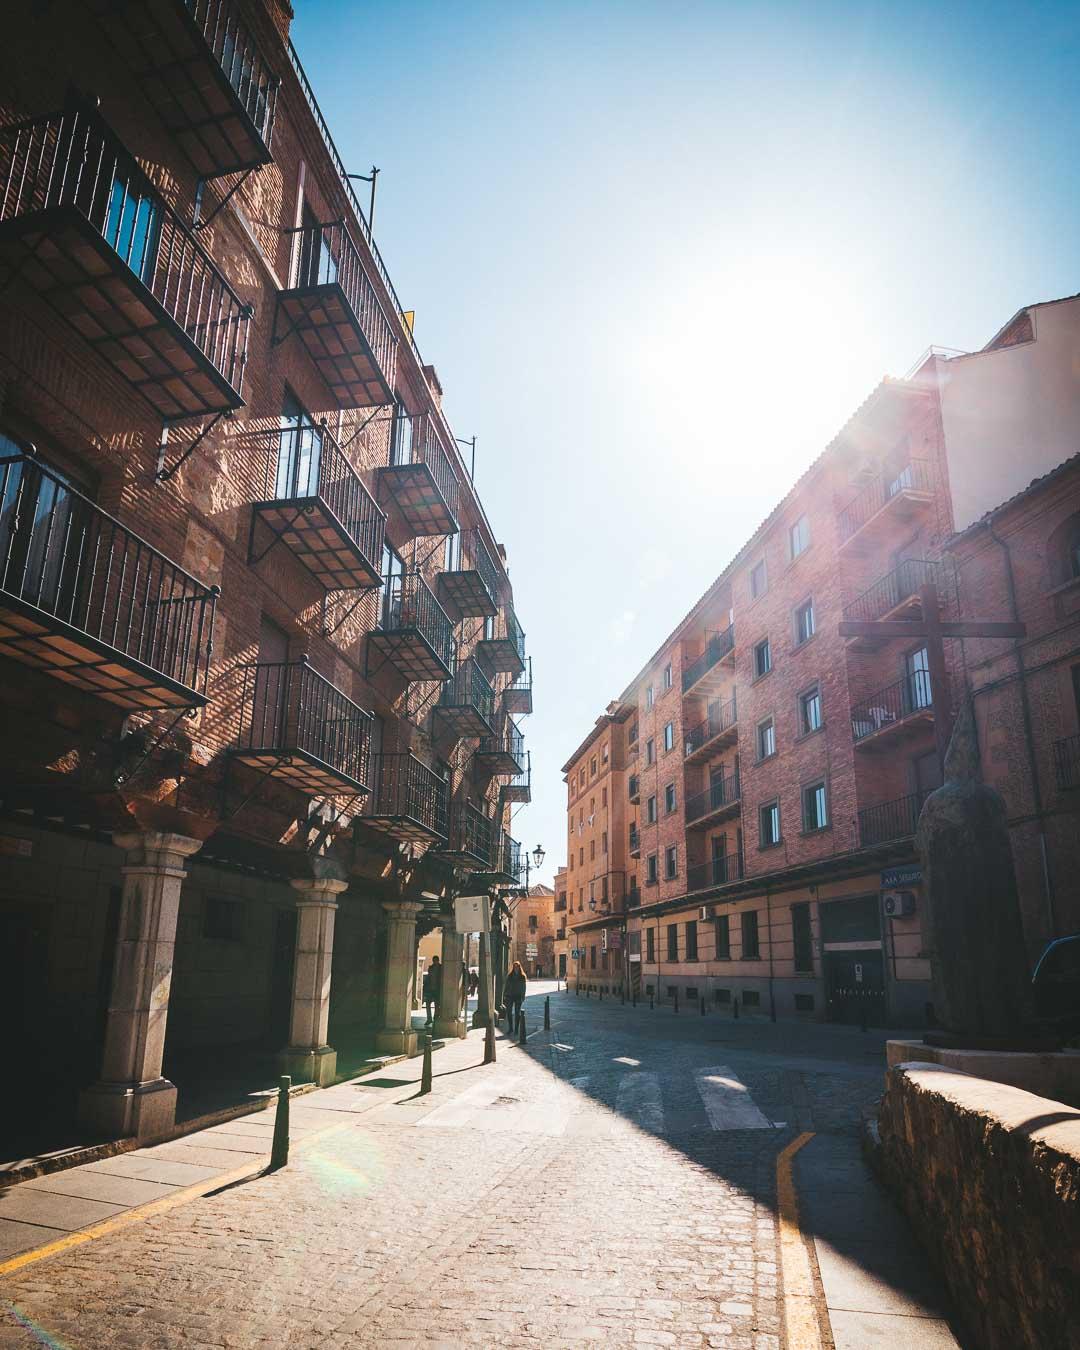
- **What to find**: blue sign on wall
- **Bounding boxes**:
[881,864,922,888]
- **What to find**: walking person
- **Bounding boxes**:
[504,960,527,1034]
[422,955,440,1025]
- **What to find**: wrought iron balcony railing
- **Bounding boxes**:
[232,657,372,796]
[436,800,494,870]
[367,572,454,683]
[0,105,250,418]
[1054,734,1080,791]
[0,451,218,710]
[436,526,499,619]
[278,219,397,409]
[851,673,933,744]
[361,753,448,844]
[685,768,741,826]
[490,831,522,884]
[90,0,279,177]
[686,851,744,893]
[684,693,738,760]
[475,605,525,677]
[629,824,641,855]
[434,658,495,739]
[476,719,526,777]
[843,559,939,628]
[857,792,927,848]
[682,623,735,694]
[501,750,532,804]
[626,885,641,908]
[503,655,533,716]
[628,774,640,803]
[838,459,933,544]
[251,422,385,590]
[378,412,459,537]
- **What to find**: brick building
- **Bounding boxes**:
[510,882,556,978]
[560,294,1080,1025]
[0,0,530,1153]
[552,865,569,981]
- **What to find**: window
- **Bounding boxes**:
[795,598,815,645]
[590,839,595,860]
[665,845,678,880]
[629,722,638,744]
[686,920,698,961]
[759,799,781,848]
[795,993,815,1011]
[602,786,608,807]
[647,795,657,823]
[686,986,698,1001]
[667,924,679,960]
[742,990,761,1007]
[906,645,933,711]
[789,514,810,559]
[569,855,574,873]
[602,830,608,855]
[741,910,760,959]
[602,743,609,763]
[528,913,538,931]
[646,853,658,884]
[646,927,655,962]
[646,739,655,765]
[578,847,583,865]
[664,782,677,814]
[645,685,655,710]
[757,717,776,761]
[802,781,828,832]
[590,756,597,776]
[754,637,772,679]
[578,890,583,910]
[799,685,822,734]
[590,945,597,969]
[750,558,768,599]
[792,902,813,973]
[663,722,675,752]
[715,987,731,1004]
[590,797,595,814]
[715,914,731,959]
[106,172,161,285]
[663,663,673,690]
[579,768,585,786]
[203,896,244,941]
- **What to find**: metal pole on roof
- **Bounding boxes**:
[455,436,476,483]
[346,166,379,236]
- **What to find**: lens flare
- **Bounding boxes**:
[7,1305,73,1350]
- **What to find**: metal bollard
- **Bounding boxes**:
[733,996,740,1020]
[674,990,679,1014]
[270,1075,290,1169]
[544,996,551,1030]
[420,1034,433,1094]
[484,1016,496,1064]
[586,987,590,998]
[632,991,637,1008]
[518,1013,527,1045]
[599,988,603,1002]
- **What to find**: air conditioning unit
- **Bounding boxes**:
[883,890,916,918]
[699,905,714,921]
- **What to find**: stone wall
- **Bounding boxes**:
[876,1062,1080,1350]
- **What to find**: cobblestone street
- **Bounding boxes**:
[1,987,957,1349]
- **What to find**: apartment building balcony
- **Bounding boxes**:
[277,219,396,409]
[360,753,448,845]
[433,658,495,739]
[629,823,641,857]
[474,719,526,777]
[0,451,217,710]
[685,769,741,830]
[1053,734,1080,791]
[843,559,941,652]
[377,415,459,538]
[436,527,500,619]
[232,657,371,796]
[628,773,641,804]
[501,751,532,804]
[686,851,744,894]
[503,657,533,716]
[857,792,926,847]
[838,459,934,549]
[681,623,736,697]
[626,883,641,909]
[489,832,522,885]
[684,693,738,764]
[851,674,933,749]
[366,573,454,684]
[89,0,279,177]
[588,870,625,912]
[433,800,494,871]
[0,105,250,418]
[475,606,525,678]
[250,423,385,591]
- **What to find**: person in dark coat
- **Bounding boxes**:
[422,955,440,1025]
[504,960,527,1033]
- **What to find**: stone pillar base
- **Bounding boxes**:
[78,1077,178,1142]
[279,1045,337,1087]
[375,1028,418,1057]
[433,1014,467,1040]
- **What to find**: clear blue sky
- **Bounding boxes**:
[292,0,1080,887]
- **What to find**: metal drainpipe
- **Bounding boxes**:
[984,526,1056,937]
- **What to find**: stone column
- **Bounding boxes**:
[433,921,466,1039]
[376,899,422,1056]
[280,876,347,1087]
[79,831,203,1141]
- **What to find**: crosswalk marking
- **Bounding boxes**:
[694,1066,775,1130]
[615,1072,665,1134]
[417,1072,580,1136]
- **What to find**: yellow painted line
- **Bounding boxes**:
[0,1117,354,1279]
[776,1131,824,1350]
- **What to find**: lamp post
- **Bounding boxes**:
[513,845,545,979]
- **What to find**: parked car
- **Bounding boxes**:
[1031,934,1080,1040]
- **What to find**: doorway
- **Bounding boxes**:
[824,949,886,1025]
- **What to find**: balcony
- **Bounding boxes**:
[276,220,396,409]
[682,623,736,696]
[852,674,933,748]
[489,832,522,885]
[433,800,494,871]
[685,768,741,829]
[232,658,372,796]
[686,851,744,894]
[250,423,385,591]
[857,792,926,848]
[359,753,448,845]
[366,573,454,684]
[587,870,625,913]
[838,459,934,548]
[0,105,250,418]
[1054,734,1080,791]
[475,606,525,678]
[684,693,738,764]
[628,774,640,804]
[90,0,279,177]
[629,824,641,857]
[377,414,459,537]
[843,560,941,651]
[501,751,532,804]
[433,659,495,739]
[626,884,641,909]
[503,656,533,716]
[0,451,217,710]
[436,527,500,620]
[475,718,526,777]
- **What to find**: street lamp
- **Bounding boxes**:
[515,845,545,979]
